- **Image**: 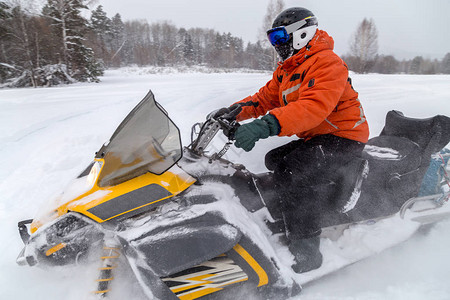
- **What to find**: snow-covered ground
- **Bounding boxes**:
[1,69,450,299]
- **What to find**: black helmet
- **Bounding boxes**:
[272,7,317,28]
[267,7,318,61]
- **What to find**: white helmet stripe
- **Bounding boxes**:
[284,19,307,34]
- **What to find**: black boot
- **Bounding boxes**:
[288,235,323,273]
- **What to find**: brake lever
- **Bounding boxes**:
[218,119,240,140]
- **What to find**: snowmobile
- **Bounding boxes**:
[16,90,450,299]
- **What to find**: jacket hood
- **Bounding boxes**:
[281,30,335,71]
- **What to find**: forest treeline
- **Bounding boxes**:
[1,1,449,88]
[0,2,273,87]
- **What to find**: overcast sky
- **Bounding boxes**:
[95,0,450,60]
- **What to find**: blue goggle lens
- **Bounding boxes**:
[267,27,289,46]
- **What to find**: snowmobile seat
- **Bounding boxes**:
[380,110,450,155]
[346,111,450,221]
[362,135,422,175]
[362,110,450,195]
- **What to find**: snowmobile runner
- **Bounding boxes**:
[16,90,450,299]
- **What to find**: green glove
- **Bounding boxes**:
[234,114,280,152]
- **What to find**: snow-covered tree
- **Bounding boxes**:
[42,0,103,82]
[89,5,111,62]
[178,28,194,65]
[0,4,42,86]
[90,5,110,34]
[187,28,204,65]
[0,2,76,87]
[109,13,125,66]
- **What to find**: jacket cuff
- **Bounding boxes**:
[234,96,261,121]
[261,114,281,136]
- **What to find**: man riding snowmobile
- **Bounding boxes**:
[16,90,450,299]
[209,7,369,273]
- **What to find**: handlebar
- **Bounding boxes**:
[189,116,240,156]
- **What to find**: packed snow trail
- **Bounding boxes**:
[1,69,450,299]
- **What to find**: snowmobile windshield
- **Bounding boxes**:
[96,91,182,187]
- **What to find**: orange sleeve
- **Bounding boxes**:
[270,55,348,136]
[233,69,281,122]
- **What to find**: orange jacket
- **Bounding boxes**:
[234,30,369,143]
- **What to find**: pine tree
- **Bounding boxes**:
[178,28,194,65]
[90,5,111,64]
[111,13,124,41]
[210,33,223,67]
[187,28,203,65]
[90,5,111,34]
[42,0,103,82]
[230,36,244,68]
[110,13,125,66]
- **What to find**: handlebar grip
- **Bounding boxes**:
[219,120,240,140]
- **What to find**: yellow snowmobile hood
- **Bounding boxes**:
[31,158,195,233]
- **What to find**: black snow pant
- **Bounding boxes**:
[265,134,365,239]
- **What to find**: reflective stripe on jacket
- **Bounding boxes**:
[234,30,369,143]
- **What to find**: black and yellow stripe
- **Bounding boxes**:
[162,244,269,299]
